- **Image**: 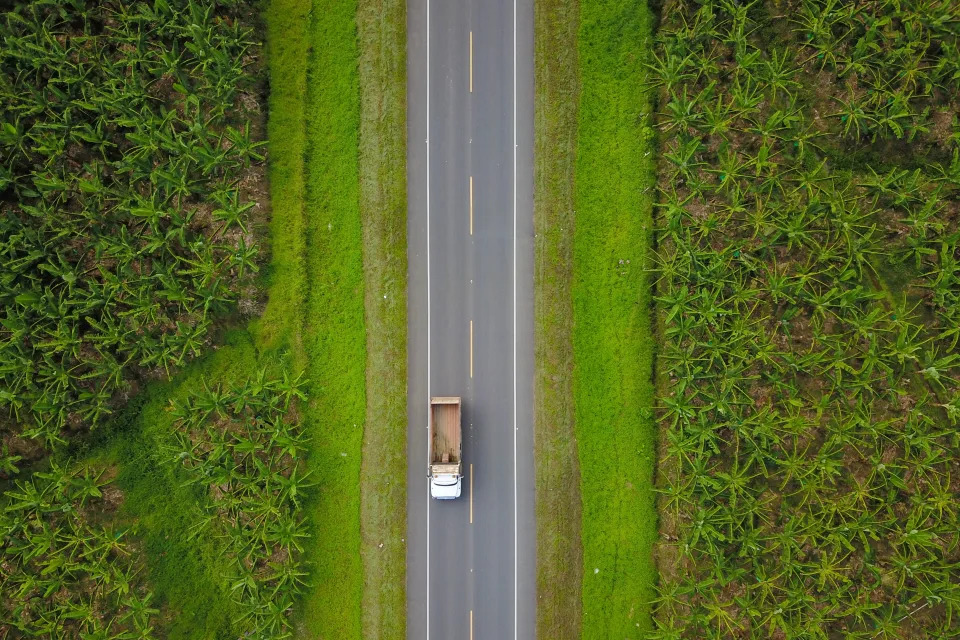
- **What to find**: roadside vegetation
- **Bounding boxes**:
[651,1,960,637]
[573,0,659,636]
[533,0,583,637]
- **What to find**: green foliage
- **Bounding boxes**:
[168,369,310,639]
[0,0,264,448]
[98,331,262,640]
[651,1,960,638]
[0,462,158,639]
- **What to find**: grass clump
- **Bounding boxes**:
[573,0,658,636]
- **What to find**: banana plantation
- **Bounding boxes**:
[169,371,310,638]
[0,0,303,637]
[652,0,960,637]
[0,0,263,454]
[1,463,158,638]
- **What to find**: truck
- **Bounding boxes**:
[429,396,462,499]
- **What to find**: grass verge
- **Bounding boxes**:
[533,0,583,637]
[573,0,658,636]
[295,0,367,636]
[356,0,408,638]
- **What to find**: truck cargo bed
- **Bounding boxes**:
[430,397,461,464]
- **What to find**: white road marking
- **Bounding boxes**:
[512,0,519,637]
[425,0,431,636]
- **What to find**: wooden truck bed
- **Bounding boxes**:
[430,397,461,464]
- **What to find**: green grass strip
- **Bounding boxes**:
[356,0,408,637]
[573,0,658,636]
[533,0,583,637]
[296,0,367,636]
[258,0,311,361]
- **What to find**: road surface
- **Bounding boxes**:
[405,0,535,637]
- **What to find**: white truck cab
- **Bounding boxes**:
[430,471,462,499]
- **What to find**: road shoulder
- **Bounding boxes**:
[357,0,409,637]
[533,0,584,637]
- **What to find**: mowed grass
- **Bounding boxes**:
[356,0,408,637]
[295,0,367,636]
[573,0,658,636]
[533,0,583,638]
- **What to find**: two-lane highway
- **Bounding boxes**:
[406,0,535,637]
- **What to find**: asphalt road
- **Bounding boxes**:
[405,0,535,637]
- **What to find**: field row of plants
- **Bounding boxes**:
[651,0,960,638]
[169,370,310,639]
[0,0,265,453]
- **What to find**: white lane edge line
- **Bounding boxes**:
[425,0,431,636]
[512,0,517,634]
